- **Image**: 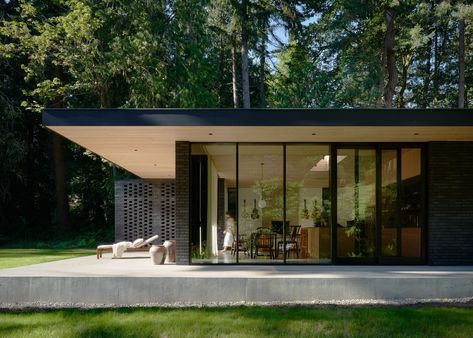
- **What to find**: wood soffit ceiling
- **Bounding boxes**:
[48,126,473,179]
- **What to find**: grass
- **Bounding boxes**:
[0,306,472,337]
[0,249,95,269]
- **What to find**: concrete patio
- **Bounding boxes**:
[1,253,473,307]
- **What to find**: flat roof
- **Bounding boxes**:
[43,108,473,127]
[42,108,473,179]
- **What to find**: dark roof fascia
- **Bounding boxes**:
[42,108,473,127]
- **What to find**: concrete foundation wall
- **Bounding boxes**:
[2,275,473,306]
[428,142,473,265]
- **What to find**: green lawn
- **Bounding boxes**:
[0,306,472,337]
[0,249,95,269]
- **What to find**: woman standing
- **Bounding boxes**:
[222,211,235,251]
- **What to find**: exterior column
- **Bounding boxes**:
[428,142,473,265]
[175,141,191,264]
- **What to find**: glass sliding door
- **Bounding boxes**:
[381,149,398,257]
[238,144,284,263]
[400,148,422,258]
[190,143,236,264]
[189,142,424,265]
[379,147,424,262]
[336,148,376,260]
[285,144,331,263]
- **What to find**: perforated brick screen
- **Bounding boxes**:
[115,179,176,243]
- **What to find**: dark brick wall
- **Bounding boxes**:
[176,141,191,264]
[428,142,473,265]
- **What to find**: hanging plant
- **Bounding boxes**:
[301,199,310,219]
[250,199,259,220]
[241,199,250,220]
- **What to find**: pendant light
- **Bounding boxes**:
[258,162,267,209]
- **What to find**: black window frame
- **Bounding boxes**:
[189,142,427,265]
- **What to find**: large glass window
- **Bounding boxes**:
[286,144,331,263]
[238,144,284,263]
[381,149,398,256]
[380,147,423,259]
[189,143,424,264]
[190,143,236,264]
[336,148,376,258]
[400,148,422,257]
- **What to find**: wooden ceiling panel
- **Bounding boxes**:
[49,126,473,179]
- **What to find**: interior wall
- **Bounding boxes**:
[217,178,225,250]
[207,159,219,256]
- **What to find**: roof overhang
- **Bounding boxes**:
[43,108,473,179]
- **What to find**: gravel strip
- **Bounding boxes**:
[1,297,473,311]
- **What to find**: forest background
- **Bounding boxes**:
[0,0,471,245]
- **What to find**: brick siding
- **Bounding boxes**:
[175,141,191,264]
[428,142,473,265]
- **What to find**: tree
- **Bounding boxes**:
[459,17,466,108]
[455,2,473,107]
[383,5,397,108]
[0,0,471,243]
[238,0,251,108]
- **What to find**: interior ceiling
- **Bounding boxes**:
[49,126,473,179]
[202,144,331,187]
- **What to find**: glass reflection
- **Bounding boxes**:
[285,144,331,263]
[337,149,376,258]
[238,144,283,263]
[401,148,422,257]
[381,149,398,256]
[190,143,236,264]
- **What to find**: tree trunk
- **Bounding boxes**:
[433,24,440,104]
[375,50,386,107]
[421,50,431,108]
[420,1,435,108]
[240,0,250,108]
[383,8,397,108]
[100,82,111,108]
[231,29,239,108]
[458,18,465,108]
[218,35,226,107]
[52,132,69,236]
[259,38,266,108]
[465,87,468,108]
[397,54,412,108]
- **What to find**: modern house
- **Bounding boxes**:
[42,108,473,266]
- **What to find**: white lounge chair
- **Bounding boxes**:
[96,235,159,259]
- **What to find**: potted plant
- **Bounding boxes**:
[320,201,330,227]
[311,199,322,227]
[301,199,310,220]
